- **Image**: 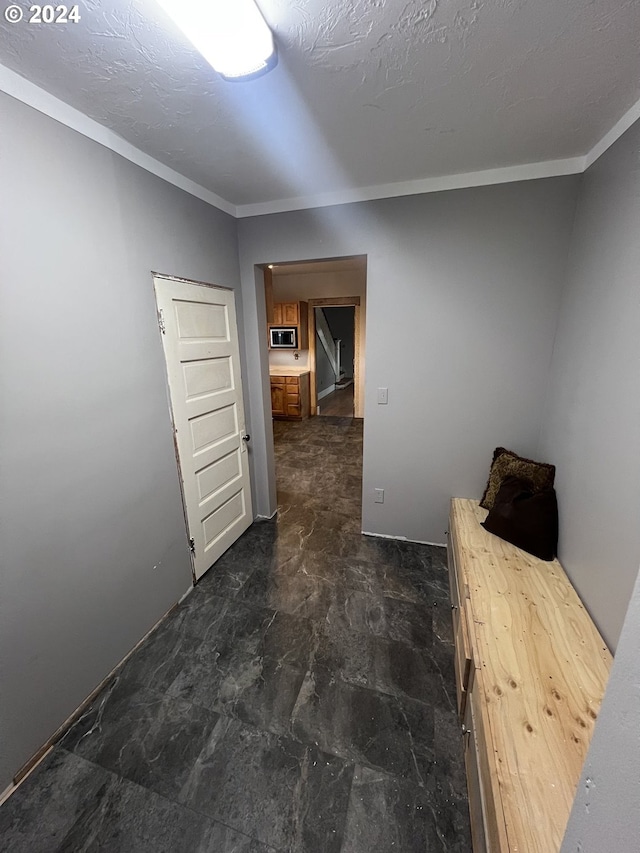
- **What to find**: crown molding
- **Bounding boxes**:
[0,64,237,217]
[1,61,639,219]
[584,95,640,170]
[234,157,586,218]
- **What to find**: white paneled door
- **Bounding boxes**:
[153,275,252,581]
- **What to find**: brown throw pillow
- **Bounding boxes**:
[481,476,558,561]
[479,447,555,510]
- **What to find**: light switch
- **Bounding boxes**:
[377,387,388,405]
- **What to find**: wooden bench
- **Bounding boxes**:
[447,499,612,852]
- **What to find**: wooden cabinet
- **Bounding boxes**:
[463,687,488,853]
[448,498,612,853]
[270,381,286,417]
[272,302,299,325]
[268,302,309,349]
[447,528,474,722]
[270,373,310,420]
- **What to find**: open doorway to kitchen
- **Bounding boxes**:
[263,255,366,529]
[264,256,366,421]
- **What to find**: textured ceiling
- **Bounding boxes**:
[1,0,640,208]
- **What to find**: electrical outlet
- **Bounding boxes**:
[374,488,385,504]
[377,387,388,405]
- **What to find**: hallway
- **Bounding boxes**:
[0,417,470,852]
[317,384,355,418]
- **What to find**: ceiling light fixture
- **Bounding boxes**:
[156,0,276,81]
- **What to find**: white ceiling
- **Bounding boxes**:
[1,0,639,213]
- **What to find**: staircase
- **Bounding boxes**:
[315,309,343,384]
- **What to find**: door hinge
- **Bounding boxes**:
[158,309,166,335]
[189,537,195,554]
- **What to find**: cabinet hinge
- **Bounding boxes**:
[189,537,195,554]
[158,309,166,335]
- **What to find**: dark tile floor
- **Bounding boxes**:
[0,416,471,852]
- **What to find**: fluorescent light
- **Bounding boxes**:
[156,0,276,80]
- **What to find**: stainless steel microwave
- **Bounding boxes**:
[269,326,298,348]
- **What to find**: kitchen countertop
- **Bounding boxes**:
[269,366,310,377]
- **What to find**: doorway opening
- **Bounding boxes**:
[263,255,366,528]
[264,255,366,421]
[313,305,356,418]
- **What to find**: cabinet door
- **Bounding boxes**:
[298,373,310,419]
[285,377,300,418]
[272,304,283,325]
[282,303,299,324]
[454,607,474,720]
[271,382,286,416]
[285,396,301,418]
[464,696,488,853]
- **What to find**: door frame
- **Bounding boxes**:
[308,296,361,417]
[151,271,251,583]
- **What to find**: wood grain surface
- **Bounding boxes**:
[449,499,612,852]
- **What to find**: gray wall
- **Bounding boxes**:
[560,565,640,852]
[324,307,355,380]
[238,177,579,543]
[538,118,640,651]
[0,93,242,788]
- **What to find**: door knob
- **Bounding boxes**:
[242,434,251,442]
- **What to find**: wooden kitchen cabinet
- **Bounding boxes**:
[270,381,286,417]
[269,302,309,349]
[270,373,310,420]
[272,302,299,325]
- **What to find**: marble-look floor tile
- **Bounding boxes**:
[237,568,344,620]
[0,749,275,853]
[60,677,220,804]
[117,622,202,693]
[340,765,442,853]
[312,622,455,709]
[268,506,364,562]
[241,549,379,601]
[422,782,473,852]
[165,606,315,733]
[280,473,362,505]
[195,521,279,599]
[0,415,469,852]
[179,717,354,852]
[167,594,314,669]
[324,589,433,648]
[277,495,363,534]
[168,648,307,736]
[163,591,237,643]
[433,707,469,802]
[291,672,434,785]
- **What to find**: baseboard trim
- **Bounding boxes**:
[0,747,54,809]
[256,510,277,520]
[178,584,195,604]
[361,530,447,548]
[317,385,336,401]
[7,598,180,796]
